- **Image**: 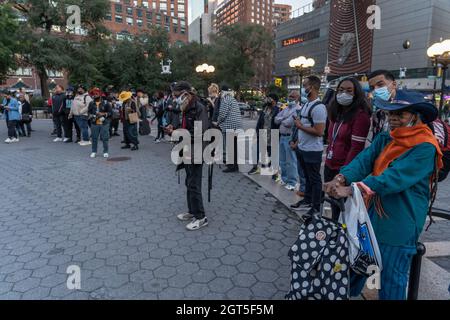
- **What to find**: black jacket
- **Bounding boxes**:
[52,93,66,115]
[256,104,280,132]
[88,100,112,124]
[21,100,32,115]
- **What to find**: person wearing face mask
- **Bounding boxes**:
[324,91,442,300]
[152,91,166,143]
[51,85,66,142]
[165,81,210,231]
[217,84,243,173]
[248,93,281,175]
[88,88,112,158]
[70,84,93,146]
[368,70,398,138]
[207,83,221,128]
[164,88,180,130]
[1,90,21,143]
[290,76,327,216]
[321,78,371,219]
[119,91,139,151]
[274,91,301,190]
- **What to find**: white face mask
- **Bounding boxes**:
[336,93,354,106]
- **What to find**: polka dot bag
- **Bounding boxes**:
[286,214,350,300]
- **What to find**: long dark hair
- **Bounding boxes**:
[328,77,371,123]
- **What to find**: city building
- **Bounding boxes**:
[188,12,213,44]
[272,3,291,27]
[104,0,188,45]
[274,0,450,91]
[215,0,274,31]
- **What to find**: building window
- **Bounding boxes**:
[127,7,133,15]
[137,19,143,27]
[105,13,112,21]
[147,11,152,19]
[47,70,63,78]
[126,17,133,25]
[11,67,33,77]
[115,4,122,13]
[115,15,123,23]
[137,9,142,17]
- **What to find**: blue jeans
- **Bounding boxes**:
[74,115,89,142]
[91,123,110,153]
[350,242,417,300]
[279,135,298,186]
[294,148,306,193]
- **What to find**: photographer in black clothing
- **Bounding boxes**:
[165,81,210,231]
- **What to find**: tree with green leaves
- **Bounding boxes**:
[12,0,110,98]
[0,4,20,82]
[209,24,274,91]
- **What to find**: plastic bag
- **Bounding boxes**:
[339,183,383,276]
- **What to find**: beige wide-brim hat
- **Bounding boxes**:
[119,91,132,102]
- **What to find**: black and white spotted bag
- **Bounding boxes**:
[286,214,350,300]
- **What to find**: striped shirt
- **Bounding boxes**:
[218,92,242,131]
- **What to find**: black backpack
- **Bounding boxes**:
[299,101,324,127]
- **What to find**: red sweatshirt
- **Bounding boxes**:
[325,108,371,170]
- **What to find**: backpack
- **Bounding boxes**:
[299,101,323,127]
[431,119,450,182]
[286,214,350,300]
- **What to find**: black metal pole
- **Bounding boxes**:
[439,65,448,116]
[407,242,426,300]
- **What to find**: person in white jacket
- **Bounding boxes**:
[69,85,92,146]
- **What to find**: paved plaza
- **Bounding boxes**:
[0,119,449,300]
[0,120,301,299]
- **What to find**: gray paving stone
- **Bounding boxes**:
[208,278,234,294]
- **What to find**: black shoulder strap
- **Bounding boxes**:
[302,101,322,126]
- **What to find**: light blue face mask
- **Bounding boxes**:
[373,86,392,101]
[288,101,297,108]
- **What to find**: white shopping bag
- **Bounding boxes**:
[339,183,383,276]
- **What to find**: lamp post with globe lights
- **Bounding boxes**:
[289,56,315,92]
[427,39,450,113]
[196,63,215,95]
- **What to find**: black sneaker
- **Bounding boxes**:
[121,145,131,149]
[131,145,139,151]
[302,207,320,220]
[248,166,259,175]
[290,199,311,211]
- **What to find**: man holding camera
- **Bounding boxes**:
[165,81,210,231]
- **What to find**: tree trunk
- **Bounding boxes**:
[37,66,49,99]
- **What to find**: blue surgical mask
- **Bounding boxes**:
[373,86,392,101]
[288,101,297,108]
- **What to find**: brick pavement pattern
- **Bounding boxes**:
[0,120,300,299]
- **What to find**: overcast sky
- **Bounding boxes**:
[189,0,311,24]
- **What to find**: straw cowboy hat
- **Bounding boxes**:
[119,91,133,102]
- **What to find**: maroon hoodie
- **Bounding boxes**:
[325,108,371,170]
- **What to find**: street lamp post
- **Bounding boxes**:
[196,63,215,95]
[289,56,315,92]
[427,39,450,114]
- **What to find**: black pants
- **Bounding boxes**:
[19,120,32,136]
[156,118,165,140]
[223,133,239,169]
[185,164,205,219]
[7,120,18,138]
[297,150,323,211]
[123,121,139,146]
[110,118,119,135]
[324,165,341,220]
[53,114,65,138]
[65,116,80,140]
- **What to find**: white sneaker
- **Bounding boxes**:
[53,137,63,142]
[4,138,12,144]
[186,217,208,231]
[177,212,194,221]
[280,180,286,186]
[90,153,96,158]
[63,138,70,142]
[285,184,296,191]
[103,153,109,158]
[155,139,160,144]
[11,138,19,143]
[79,141,90,146]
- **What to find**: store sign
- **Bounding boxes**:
[281,29,320,47]
[274,78,282,87]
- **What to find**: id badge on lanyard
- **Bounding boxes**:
[328,121,343,160]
